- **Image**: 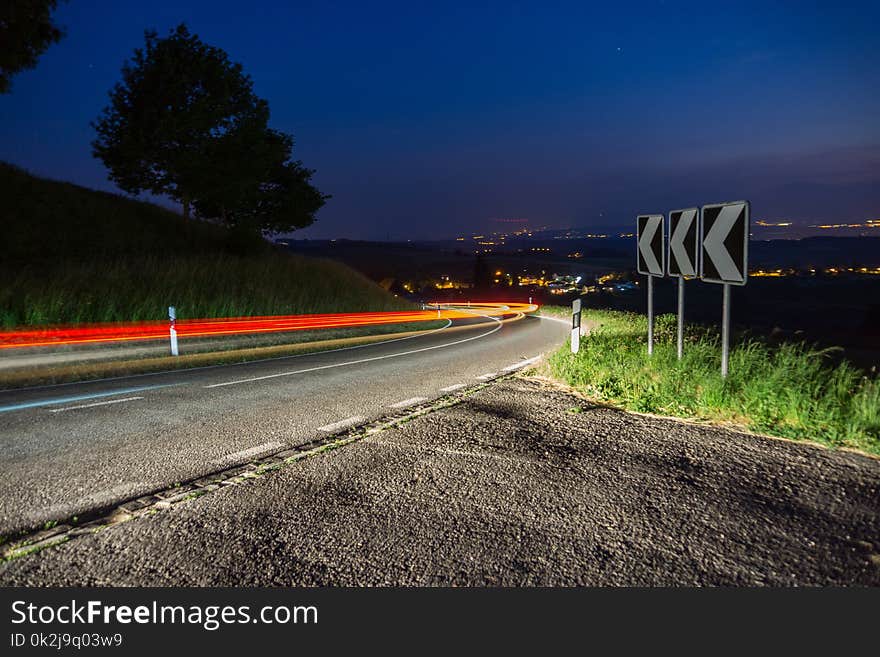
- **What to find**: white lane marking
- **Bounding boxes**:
[10,319,454,395]
[390,397,428,409]
[0,383,177,414]
[502,356,542,372]
[205,313,503,389]
[439,383,466,393]
[318,416,365,433]
[214,441,284,467]
[537,315,574,326]
[476,372,497,380]
[48,396,145,413]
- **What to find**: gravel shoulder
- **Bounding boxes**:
[2,376,878,586]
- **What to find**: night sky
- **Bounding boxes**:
[1,1,878,239]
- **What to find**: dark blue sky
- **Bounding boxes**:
[1,1,878,239]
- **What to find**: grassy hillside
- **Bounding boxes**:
[544,308,879,455]
[0,162,410,326]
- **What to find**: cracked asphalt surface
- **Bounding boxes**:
[2,376,878,586]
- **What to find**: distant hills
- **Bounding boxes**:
[749,236,880,268]
[418,228,880,270]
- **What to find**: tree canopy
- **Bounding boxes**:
[0,0,65,93]
[92,24,327,233]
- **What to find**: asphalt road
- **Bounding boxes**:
[2,377,877,586]
[0,310,569,537]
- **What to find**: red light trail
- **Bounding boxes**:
[0,303,537,350]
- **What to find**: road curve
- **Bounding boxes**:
[0,309,568,535]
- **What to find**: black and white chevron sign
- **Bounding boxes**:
[668,208,699,278]
[636,214,665,276]
[700,201,749,285]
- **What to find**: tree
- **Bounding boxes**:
[92,24,261,219]
[92,24,327,232]
[193,128,326,234]
[0,0,65,93]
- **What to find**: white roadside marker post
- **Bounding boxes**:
[168,305,179,356]
[571,298,581,354]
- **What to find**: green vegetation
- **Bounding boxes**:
[92,24,326,232]
[0,1,65,94]
[0,163,409,326]
[545,308,880,455]
[0,254,411,326]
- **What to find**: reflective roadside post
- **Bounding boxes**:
[571,298,581,354]
[168,306,179,356]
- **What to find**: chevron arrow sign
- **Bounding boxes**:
[668,208,699,278]
[636,214,665,276]
[700,201,749,285]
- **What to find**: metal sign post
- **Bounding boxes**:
[676,278,684,358]
[571,298,581,354]
[646,275,654,355]
[168,306,179,357]
[668,208,700,360]
[700,200,750,378]
[721,283,731,377]
[636,214,665,356]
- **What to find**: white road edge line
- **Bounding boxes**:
[502,356,542,372]
[214,441,285,466]
[439,383,466,393]
[476,373,497,380]
[205,312,503,389]
[390,397,428,409]
[318,416,365,433]
[48,396,145,413]
[537,315,574,326]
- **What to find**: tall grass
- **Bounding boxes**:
[0,162,411,326]
[0,254,411,326]
[547,309,880,455]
